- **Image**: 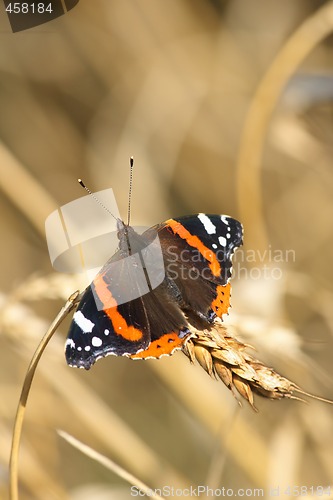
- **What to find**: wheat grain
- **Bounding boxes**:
[182,324,331,411]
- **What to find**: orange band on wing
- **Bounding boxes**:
[166,219,221,277]
[210,282,231,318]
[93,274,143,341]
[130,332,188,359]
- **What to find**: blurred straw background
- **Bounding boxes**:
[1,1,333,499]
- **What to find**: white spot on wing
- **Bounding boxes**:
[65,338,75,349]
[92,336,103,347]
[198,213,216,234]
[221,215,230,226]
[219,236,227,247]
[74,311,94,333]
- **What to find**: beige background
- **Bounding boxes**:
[1,1,333,499]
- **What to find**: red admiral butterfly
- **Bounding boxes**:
[65,209,243,369]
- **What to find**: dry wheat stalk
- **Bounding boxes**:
[182,323,332,411]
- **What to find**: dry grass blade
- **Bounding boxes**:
[58,430,165,500]
[9,291,80,500]
[236,0,333,253]
[183,325,333,412]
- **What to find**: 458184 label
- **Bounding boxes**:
[283,485,331,497]
[5,3,53,13]
[4,1,79,33]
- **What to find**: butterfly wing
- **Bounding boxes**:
[151,214,243,322]
[65,238,190,369]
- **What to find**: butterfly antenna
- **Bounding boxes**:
[127,156,134,226]
[78,179,117,221]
